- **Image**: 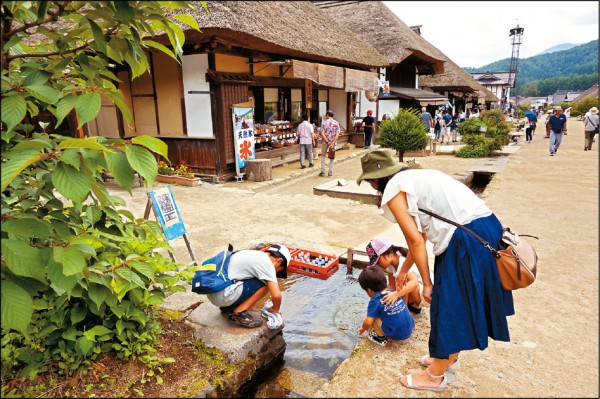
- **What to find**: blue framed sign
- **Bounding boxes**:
[148,186,186,241]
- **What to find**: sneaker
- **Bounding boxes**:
[309,163,314,167]
[300,165,306,169]
[550,153,554,156]
[368,331,388,347]
[319,172,326,177]
[328,172,333,177]
[229,311,263,328]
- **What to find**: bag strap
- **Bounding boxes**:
[587,116,598,128]
[418,208,500,258]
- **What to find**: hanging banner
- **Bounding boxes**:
[148,186,186,241]
[305,79,313,109]
[381,81,390,97]
[232,100,255,178]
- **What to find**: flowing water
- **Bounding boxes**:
[244,265,368,398]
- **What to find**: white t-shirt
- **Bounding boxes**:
[206,250,277,307]
[297,120,314,144]
[380,169,492,255]
[385,257,420,282]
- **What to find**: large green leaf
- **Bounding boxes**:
[76,336,94,356]
[1,217,53,239]
[53,246,87,276]
[75,92,101,127]
[1,149,43,191]
[70,306,87,324]
[1,280,33,335]
[57,137,108,152]
[83,325,112,341]
[13,137,54,150]
[47,259,79,293]
[142,40,178,62]
[55,94,78,128]
[1,239,46,282]
[86,18,107,54]
[87,284,108,310]
[1,95,27,132]
[131,136,168,159]
[129,261,155,280]
[104,150,135,193]
[22,69,53,86]
[173,14,200,32]
[25,85,60,104]
[125,145,157,183]
[52,163,91,205]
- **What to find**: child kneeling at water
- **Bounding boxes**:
[357,266,416,347]
[366,237,423,314]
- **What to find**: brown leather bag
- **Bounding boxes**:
[495,228,538,290]
[327,147,336,159]
[419,208,538,290]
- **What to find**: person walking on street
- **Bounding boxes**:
[362,110,376,148]
[297,114,314,169]
[356,149,514,392]
[548,106,567,156]
[583,106,599,151]
[319,110,340,177]
[419,107,434,136]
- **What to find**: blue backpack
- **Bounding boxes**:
[192,244,238,294]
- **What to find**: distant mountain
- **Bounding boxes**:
[464,40,599,96]
[536,43,581,56]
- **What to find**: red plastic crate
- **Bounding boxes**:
[288,248,339,280]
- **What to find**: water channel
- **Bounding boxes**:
[243,264,367,398]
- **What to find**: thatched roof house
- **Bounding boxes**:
[311,0,445,75]
[167,1,389,69]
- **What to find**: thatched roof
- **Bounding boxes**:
[167,1,388,69]
[312,1,446,74]
[572,83,599,102]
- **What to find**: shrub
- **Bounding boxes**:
[456,110,509,157]
[378,108,428,162]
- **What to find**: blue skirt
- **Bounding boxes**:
[428,213,514,359]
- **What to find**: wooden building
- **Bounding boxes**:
[86,1,388,181]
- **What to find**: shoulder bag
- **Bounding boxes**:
[328,146,336,159]
[419,208,538,290]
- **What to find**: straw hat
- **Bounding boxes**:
[357,149,405,186]
[590,107,599,115]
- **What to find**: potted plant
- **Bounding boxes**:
[157,160,176,183]
[173,161,201,186]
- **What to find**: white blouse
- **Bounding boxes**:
[380,169,492,255]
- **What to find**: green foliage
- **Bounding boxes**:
[571,96,600,117]
[1,0,203,382]
[377,108,428,162]
[465,40,598,96]
[457,110,508,157]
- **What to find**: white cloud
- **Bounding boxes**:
[383,1,599,68]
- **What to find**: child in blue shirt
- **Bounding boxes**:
[356,265,416,347]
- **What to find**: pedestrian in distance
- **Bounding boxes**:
[419,106,434,136]
[548,106,567,156]
[366,237,423,314]
[319,110,340,177]
[297,114,314,169]
[583,106,599,151]
[362,109,376,148]
[356,149,514,391]
[206,245,290,328]
[356,265,416,347]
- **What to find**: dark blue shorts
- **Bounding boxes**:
[230,278,266,308]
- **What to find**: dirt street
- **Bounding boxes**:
[109,116,598,398]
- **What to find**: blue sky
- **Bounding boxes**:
[383,1,599,68]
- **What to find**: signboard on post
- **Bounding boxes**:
[145,186,198,265]
[231,100,255,179]
[148,186,186,241]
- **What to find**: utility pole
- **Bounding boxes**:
[504,24,524,117]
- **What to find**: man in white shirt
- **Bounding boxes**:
[297,114,314,169]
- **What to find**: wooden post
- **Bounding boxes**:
[346,247,354,275]
[246,158,272,182]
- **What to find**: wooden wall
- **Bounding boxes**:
[215,83,250,166]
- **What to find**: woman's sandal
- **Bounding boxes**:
[403,370,456,391]
[416,354,460,373]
